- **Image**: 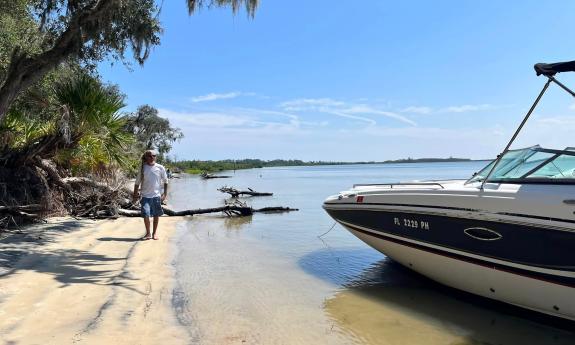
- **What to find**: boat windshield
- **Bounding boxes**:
[466,146,575,184]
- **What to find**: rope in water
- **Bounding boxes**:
[318,222,337,238]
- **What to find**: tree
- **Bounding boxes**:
[0,74,133,169]
[0,0,259,123]
[124,105,183,159]
[53,75,134,172]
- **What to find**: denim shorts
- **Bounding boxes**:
[140,197,163,217]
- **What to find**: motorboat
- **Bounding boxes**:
[323,61,575,321]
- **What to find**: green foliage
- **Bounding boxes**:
[124,105,183,160]
[52,74,135,172]
[0,1,43,78]
[55,74,125,129]
[0,109,55,148]
[28,0,162,66]
[1,73,135,173]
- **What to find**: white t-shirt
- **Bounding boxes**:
[136,163,168,198]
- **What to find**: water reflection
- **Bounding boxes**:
[223,215,253,230]
[322,259,575,345]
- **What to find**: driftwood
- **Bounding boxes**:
[0,204,44,212]
[119,200,298,218]
[0,205,41,220]
[218,186,273,198]
[201,172,231,179]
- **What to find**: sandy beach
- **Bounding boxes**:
[0,216,188,345]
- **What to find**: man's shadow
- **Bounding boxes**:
[97,237,141,242]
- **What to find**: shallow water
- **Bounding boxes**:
[168,162,575,344]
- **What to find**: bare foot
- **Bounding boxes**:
[141,235,151,241]
[152,236,159,240]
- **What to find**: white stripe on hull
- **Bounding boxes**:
[346,226,575,321]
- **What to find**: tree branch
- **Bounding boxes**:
[0,0,118,121]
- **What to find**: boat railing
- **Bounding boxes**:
[353,182,445,189]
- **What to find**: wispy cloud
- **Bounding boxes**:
[190,91,255,103]
[158,107,318,135]
[343,105,417,126]
[325,110,377,125]
[438,104,495,113]
[280,98,345,111]
[159,109,253,127]
[534,116,575,125]
[399,103,510,115]
[279,98,416,126]
[400,106,433,114]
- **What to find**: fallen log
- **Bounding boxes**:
[254,206,297,213]
[0,204,44,212]
[218,186,273,198]
[201,172,231,179]
[119,202,298,218]
[118,209,141,217]
[0,204,43,223]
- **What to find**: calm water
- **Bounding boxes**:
[168,162,575,344]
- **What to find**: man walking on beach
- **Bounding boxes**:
[133,150,168,240]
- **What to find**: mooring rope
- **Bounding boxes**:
[318,221,337,238]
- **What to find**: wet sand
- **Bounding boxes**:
[0,217,187,344]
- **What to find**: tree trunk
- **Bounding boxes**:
[119,205,298,218]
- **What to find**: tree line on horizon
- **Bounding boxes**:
[169,157,474,174]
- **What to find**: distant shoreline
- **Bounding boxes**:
[172,158,491,174]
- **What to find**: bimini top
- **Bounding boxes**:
[534,60,575,76]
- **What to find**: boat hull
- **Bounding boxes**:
[324,207,575,274]
[324,206,575,321]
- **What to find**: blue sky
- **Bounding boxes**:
[99,1,575,161]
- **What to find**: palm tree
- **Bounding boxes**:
[0,74,133,171]
[53,75,134,172]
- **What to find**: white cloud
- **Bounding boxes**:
[158,106,315,135]
[161,97,522,161]
[400,106,433,114]
[169,122,508,161]
[439,104,494,113]
[190,91,255,103]
[324,110,377,125]
[159,109,253,128]
[534,116,575,125]
[279,98,348,112]
[342,105,416,126]
[279,98,416,126]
